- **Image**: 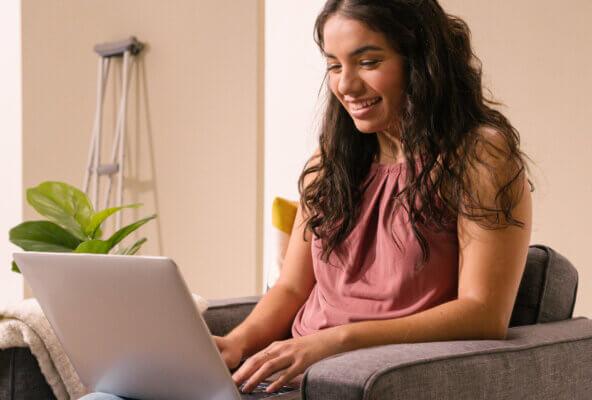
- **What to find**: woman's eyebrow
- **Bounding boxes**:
[324,45,384,59]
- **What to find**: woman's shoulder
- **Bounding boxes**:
[474,125,511,151]
[469,125,522,176]
[439,125,518,175]
[461,125,529,219]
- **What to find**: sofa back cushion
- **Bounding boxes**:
[510,244,578,327]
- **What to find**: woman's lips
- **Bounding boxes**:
[349,97,382,118]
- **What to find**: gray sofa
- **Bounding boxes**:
[2,244,591,399]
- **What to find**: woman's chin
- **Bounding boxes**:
[353,120,385,134]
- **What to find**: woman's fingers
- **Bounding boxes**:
[232,348,272,382]
[265,369,303,393]
[230,338,309,393]
[233,351,293,393]
[242,358,291,393]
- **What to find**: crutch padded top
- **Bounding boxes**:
[94,36,143,58]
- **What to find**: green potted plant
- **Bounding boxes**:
[9,181,156,272]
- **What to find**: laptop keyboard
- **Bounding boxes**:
[239,381,297,398]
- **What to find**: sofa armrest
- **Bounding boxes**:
[301,317,592,400]
[202,295,262,336]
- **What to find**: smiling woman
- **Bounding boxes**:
[233,0,534,395]
[220,0,535,395]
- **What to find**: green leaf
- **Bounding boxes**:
[74,214,156,254]
[86,203,142,238]
[74,240,112,254]
[12,261,20,273]
[26,182,94,241]
[107,214,156,248]
[125,237,147,255]
[9,220,82,252]
[117,237,147,255]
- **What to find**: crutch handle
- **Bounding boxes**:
[94,163,119,176]
[94,36,143,58]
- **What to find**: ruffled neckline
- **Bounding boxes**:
[369,160,407,173]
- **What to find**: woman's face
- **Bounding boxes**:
[323,14,406,135]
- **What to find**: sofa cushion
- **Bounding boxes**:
[510,244,578,327]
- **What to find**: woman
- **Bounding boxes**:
[82,0,534,398]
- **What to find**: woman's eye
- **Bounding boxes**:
[326,64,341,72]
[360,60,380,67]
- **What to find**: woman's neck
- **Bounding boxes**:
[375,130,405,164]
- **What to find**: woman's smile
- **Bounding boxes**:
[347,97,382,118]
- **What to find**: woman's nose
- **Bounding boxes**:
[337,68,363,97]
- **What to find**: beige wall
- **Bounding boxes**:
[22,0,264,300]
[0,0,23,305]
[440,0,592,316]
[263,1,325,292]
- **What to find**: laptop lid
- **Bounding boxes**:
[14,251,243,400]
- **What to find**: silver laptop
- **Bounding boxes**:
[14,251,301,400]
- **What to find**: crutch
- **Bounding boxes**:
[82,37,143,232]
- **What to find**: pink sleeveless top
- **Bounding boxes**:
[291,160,459,338]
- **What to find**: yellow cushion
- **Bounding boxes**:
[266,197,299,292]
[271,197,299,234]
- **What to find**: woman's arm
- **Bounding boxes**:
[225,149,320,359]
[226,202,316,358]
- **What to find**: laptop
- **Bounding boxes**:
[14,251,301,400]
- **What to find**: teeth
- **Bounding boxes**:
[352,97,380,111]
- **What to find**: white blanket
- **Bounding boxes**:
[0,294,209,400]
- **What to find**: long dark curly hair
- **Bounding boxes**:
[298,0,535,270]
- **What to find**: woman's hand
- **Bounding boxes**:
[231,328,345,394]
[213,335,244,371]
